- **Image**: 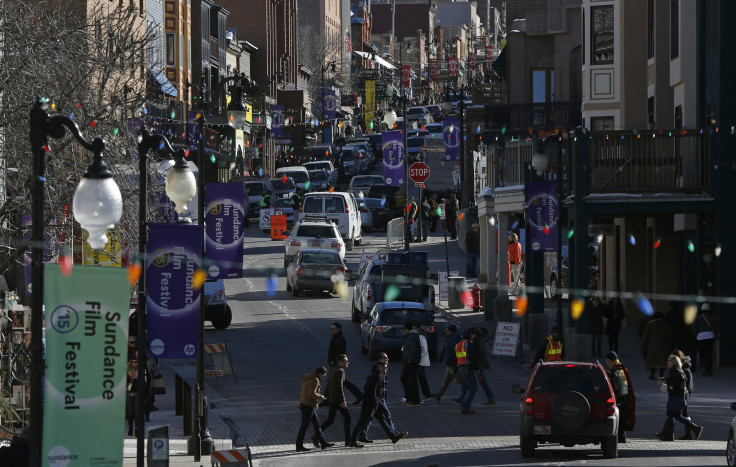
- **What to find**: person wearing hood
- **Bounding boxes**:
[692,302,719,377]
[605,352,630,443]
[672,350,697,440]
[655,355,703,442]
[296,366,333,452]
[640,311,672,380]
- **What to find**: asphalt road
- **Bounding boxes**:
[178,227,734,467]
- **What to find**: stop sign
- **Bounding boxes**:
[409,162,430,184]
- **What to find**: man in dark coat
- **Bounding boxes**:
[606,296,626,353]
[465,223,480,278]
[640,311,673,379]
[349,361,408,445]
[320,354,361,447]
[400,321,422,405]
[446,194,459,239]
[432,325,463,401]
[326,322,363,403]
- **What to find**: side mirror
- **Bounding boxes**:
[428,273,438,284]
[511,384,524,394]
[344,270,353,281]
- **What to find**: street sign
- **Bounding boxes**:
[409,162,430,184]
[418,146,444,153]
[492,321,520,357]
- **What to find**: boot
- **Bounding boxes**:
[654,420,668,438]
[679,425,693,440]
[657,421,674,441]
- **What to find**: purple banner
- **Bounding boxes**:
[271,104,284,138]
[146,223,203,359]
[205,183,245,279]
[155,191,179,223]
[324,90,337,120]
[443,117,461,161]
[528,181,558,252]
[382,131,405,186]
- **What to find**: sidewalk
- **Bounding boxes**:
[122,361,233,465]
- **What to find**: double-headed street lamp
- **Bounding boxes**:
[191,72,253,460]
[442,87,466,206]
[28,97,124,466]
[133,127,195,466]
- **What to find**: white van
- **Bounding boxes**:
[298,192,362,250]
[275,166,310,190]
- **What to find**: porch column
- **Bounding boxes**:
[478,191,497,320]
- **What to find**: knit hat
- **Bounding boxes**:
[446,324,457,333]
[605,351,619,362]
[471,223,479,229]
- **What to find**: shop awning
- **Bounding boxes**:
[147,68,178,98]
[353,51,396,70]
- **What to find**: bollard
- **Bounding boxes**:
[183,381,192,436]
[147,425,169,466]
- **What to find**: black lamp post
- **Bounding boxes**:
[321,60,336,143]
[134,127,195,466]
[191,73,252,460]
[28,97,124,466]
[442,86,466,206]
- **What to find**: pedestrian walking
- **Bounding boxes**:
[0,425,30,466]
[296,366,334,452]
[446,194,459,239]
[400,321,421,405]
[125,359,149,437]
[671,350,697,440]
[432,324,462,401]
[692,303,718,377]
[474,328,496,405]
[417,325,434,402]
[655,355,703,441]
[534,327,565,363]
[456,329,480,414]
[419,196,431,242]
[605,352,632,443]
[589,294,606,358]
[429,195,439,233]
[508,233,522,284]
[606,295,625,353]
[640,311,673,380]
[349,360,409,446]
[320,354,359,447]
[356,353,407,444]
[325,322,363,404]
[465,223,480,279]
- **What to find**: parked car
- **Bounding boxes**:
[406,136,426,162]
[360,301,437,360]
[286,248,348,297]
[271,197,297,227]
[511,361,635,459]
[204,278,232,329]
[337,147,360,178]
[276,166,310,190]
[424,123,443,135]
[243,179,273,217]
[364,133,383,158]
[298,192,362,250]
[303,160,335,173]
[406,106,433,125]
[348,174,385,199]
[307,169,337,191]
[366,184,405,219]
[304,143,338,163]
[283,218,345,268]
[269,177,297,198]
[358,198,391,232]
[407,129,429,138]
[426,105,442,123]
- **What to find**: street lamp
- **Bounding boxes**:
[133,127,195,466]
[531,143,549,176]
[28,97,123,466]
[191,72,252,460]
[442,86,466,205]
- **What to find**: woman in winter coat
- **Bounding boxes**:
[656,355,703,441]
[674,350,696,439]
[640,311,673,379]
[296,367,332,452]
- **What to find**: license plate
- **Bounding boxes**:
[534,425,551,435]
[309,240,320,246]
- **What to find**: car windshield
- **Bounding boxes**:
[352,177,376,187]
[300,252,342,264]
[271,178,295,190]
[380,308,431,325]
[304,146,331,159]
[532,366,610,394]
[365,198,387,208]
[309,170,328,181]
[295,225,338,238]
[245,184,263,196]
[279,171,308,183]
[305,162,331,171]
[407,108,425,115]
[273,198,294,208]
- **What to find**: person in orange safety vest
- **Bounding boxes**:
[534,327,565,363]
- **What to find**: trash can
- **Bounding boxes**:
[147,425,169,466]
[448,277,466,309]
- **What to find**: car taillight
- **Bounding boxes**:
[359,208,368,213]
[344,201,350,213]
[606,397,616,416]
[335,267,346,275]
[296,267,304,276]
[523,397,534,416]
[421,325,435,333]
[367,288,372,301]
[375,325,391,333]
[330,241,339,248]
[290,239,301,246]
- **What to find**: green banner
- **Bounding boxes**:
[43,264,129,466]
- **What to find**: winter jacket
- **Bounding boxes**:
[640,316,673,369]
[692,311,719,340]
[300,373,324,407]
[362,366,382,408]
[441,332,463,366]
[402,330,421,363]
[465,228,480,253]
[681,356,694,394]
[328,332,347,365]
[419,334,430,367]
[665,366,687,396]
[588,300,606,335]
[326,366,346,406]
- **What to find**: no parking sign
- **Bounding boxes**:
[259,208,274,229]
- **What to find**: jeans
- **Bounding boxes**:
[358,399,397,440]
[435,366,461,398]
[466,251,479,278]
[400,362,420,404]
[697,338,715,374]
[320,404,351,442]
[665,394,697,430]
[592,333,603,357]
[296,404,323,447]
[418,366,432,398]
[458,366,477,410]
[477,370,495,401]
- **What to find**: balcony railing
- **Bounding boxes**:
[581,130,711,194]
[486,139,534,190]
[484,101,582,131]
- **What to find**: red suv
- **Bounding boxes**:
[512,361,635,459]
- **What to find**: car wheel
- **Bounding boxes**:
[351,302,360,323]
[211,305,232,330]
[520,435,536,458]
[601,435,618,459]
[551,391,591,432]
[728,431,736,466]
[354,231,361,246]
[292,286,299,297]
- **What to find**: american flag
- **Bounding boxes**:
[345,33,353,53]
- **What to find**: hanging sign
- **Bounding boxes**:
[205,183,245,279]
[382,131,405,186]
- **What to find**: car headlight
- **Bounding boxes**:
[209,289,226,305]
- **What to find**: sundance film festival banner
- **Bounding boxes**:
[382,131,405,186]
[147,223,203,359]
[323,90,337,120]
[528,181,559,252]
[43,264,129,466]
[205,183,245,279]
[443,117,461,161]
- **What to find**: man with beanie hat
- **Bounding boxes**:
[432,325,463,401]
[605,351,634,443]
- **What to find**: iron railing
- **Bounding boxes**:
[484,101,582,131]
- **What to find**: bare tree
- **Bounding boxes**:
[0,0,160,286]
